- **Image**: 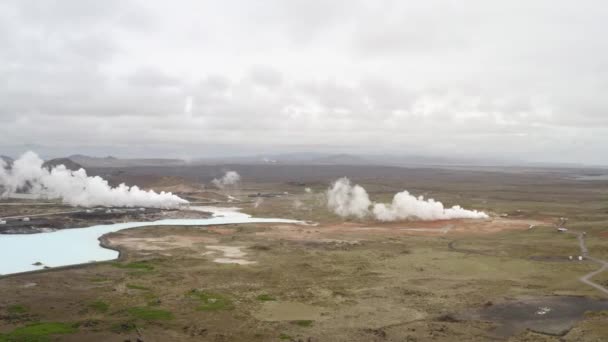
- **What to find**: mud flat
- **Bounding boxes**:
[458,296,608,337]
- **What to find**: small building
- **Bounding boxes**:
[557,227,568,232]
[22,217,30,222]
[0,220,6,225]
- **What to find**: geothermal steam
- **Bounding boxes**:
[212,171,241,189]
[326,178,371,219]
[327,177,488,221]
[0,151,188,209]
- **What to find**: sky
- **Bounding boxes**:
[0,0,607,164]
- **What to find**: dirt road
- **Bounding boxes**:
[569,231,608,296]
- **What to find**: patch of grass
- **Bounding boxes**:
[111,261,154,272]
[7,305,28,315]
[0,322,77,342]
[279,333,293,340]
[188,290,233,311]
[256,294,276,301]
[292,320,313,327]
[127,307,173,321]
[126,284,150,291]
[88,301,109,313]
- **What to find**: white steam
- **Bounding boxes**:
[212,171,241,189]
[327,177,488,221]
[0,151,188,209]
[327,178,372,219]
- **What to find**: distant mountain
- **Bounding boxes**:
[192,152,513,168]
[42,158,84,171]
[69,154,185,168]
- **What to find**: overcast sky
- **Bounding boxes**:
[1,1,607,164]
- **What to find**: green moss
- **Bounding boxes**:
[188,290,233,311]
[292,320,313,327]
[89,301,109,313]
[126,284,150,291]
[7,305,28,314]
[127,307,173,321]
[256,294,276,301]
[0,322,77,342]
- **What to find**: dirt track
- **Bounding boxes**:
[570,231,608,296]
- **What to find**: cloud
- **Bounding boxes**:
[0,1,606,164]
[127,67,181,88]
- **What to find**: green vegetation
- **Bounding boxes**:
[111,261,154,271]
[279,333,293,340]
[0,322,77,342]
[7,305,28,315]
[188,290,233,311]
[88,300,109,313]
[256,294,276,301]
[127,307,173,320]
[126,284,150,291]
[292,320,313,327]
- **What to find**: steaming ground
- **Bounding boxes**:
[327,177,488,221]
[0,152,187,209]
[212,171,241,189]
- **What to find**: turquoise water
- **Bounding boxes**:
[0,208,300,275]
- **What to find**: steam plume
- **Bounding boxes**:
[0,151,188,209]
[327,178,371,218]
[327,177,488,221]
[212,171,241,189]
